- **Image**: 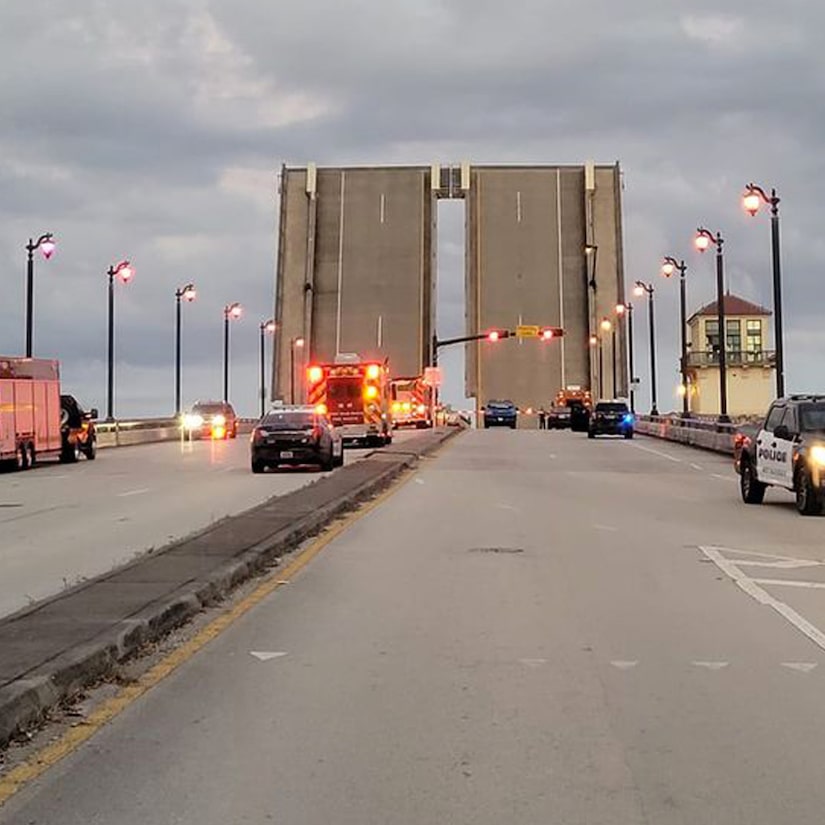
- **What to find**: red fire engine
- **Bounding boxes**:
[390,376,433,429]
[306,355,393,447]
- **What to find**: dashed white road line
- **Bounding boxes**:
[633,443,682,463]
[692,661,729,670]
[782,662,818,673]
[519,658,547,667]
[117,488,150,498]
[691,463,704,471]
[610,660,639,669]
[711,473,732,481]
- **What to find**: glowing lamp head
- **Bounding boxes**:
[264,320,276,334]
[119,264,134,283]
[293,337,304,348]
[600,318,612,332]
[677,384,687,398]
[694,233,711,253]
[615,303,626,316]
[182,285,197,302]
[228,303,242,319]
[633,285,645,297]
[661,262,675,278]
[307,365,324,385]
[743,191,761,217]
[41,237,56,260]
[366,364,381,380]
[589,335,598,347]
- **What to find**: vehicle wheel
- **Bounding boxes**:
[251,459,266,474]
[320,450,335,472]
[740,461,766,505]
[15,444,29,471]
[588,431,596,439]
[230,427,237,439]
[60,441,79,464]
[624,431,634,440]
[510,423,517,430]
[795,468,824,516]
[25,443,36,468]
[84,437,97,460]
[333,451,345,468]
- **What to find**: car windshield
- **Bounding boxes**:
[800,403,825,432]
[596,402,629,413]
[193,404,229,415]
[262,411,316,430]
[487,401,514,409]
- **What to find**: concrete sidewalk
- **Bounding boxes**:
[0,428,460,747]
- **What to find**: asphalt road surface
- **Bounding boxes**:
[4,429,825,823]
[0,434,413,620]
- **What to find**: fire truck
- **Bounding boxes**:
[0,357,98,470]
[306,355,393,447]
[390,376,433,429]
[554,386,593,432]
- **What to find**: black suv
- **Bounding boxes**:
[588,401,634,439]
[251,407,344,473]
[483,400,518,429]
[738,395,825,515]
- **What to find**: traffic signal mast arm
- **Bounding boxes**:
[433,326,563,354]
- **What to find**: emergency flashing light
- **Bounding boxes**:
[315,403,328,415]
[366,364,381,380]
[307,365,324,384]
[364,385,379,400]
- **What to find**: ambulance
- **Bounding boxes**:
[305,354,393,447]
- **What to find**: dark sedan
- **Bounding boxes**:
[251,407,344,473]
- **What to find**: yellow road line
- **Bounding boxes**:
[0,468,415,806]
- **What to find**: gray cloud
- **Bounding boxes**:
[1,0,824,415]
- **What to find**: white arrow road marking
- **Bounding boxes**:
[610,660,639,669]
[782,662,818,673]
[250,651,288,661]
[692,661,729,670]
[752,579,825,589]
[519,658,547,667]
[700,546,825,654]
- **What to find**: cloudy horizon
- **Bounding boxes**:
[2,1,822,418]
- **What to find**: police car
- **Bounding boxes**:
[737,395,825,515]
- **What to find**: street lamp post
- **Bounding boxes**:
[616,303,634,411]
[25,233,56,357]
[662,257,690,417]
[743,183,784,398]
[634,282,658,416]
[106,260,134,422]
[174,283,197,417]
[599,317,612,399]
[695,228,729,422]
[290,337,305,404]
[259,320,276,417]
[223,303,243,403]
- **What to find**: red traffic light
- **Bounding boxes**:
[486,329,511,342]
[540,327,564,340]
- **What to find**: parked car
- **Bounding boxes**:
[588,400,634,439]
[250,406,344,473]
[483,400,518,429]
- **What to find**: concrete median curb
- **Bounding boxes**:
[0,428,461,748]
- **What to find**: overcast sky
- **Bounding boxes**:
[1,0,822,417]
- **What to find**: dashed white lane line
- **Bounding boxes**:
[497,503,518,511]
[692,661,729,670]
[610,660,639,669]
[633,443,683,463]
[701,546,825,653]
[117,488,150,498]
[782,662,818,673]
[519,658,547,667]
[711,473,732,481]
[691,463,704,471]
[249,651,288,661]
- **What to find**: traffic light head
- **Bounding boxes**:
[540,327,564,340]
